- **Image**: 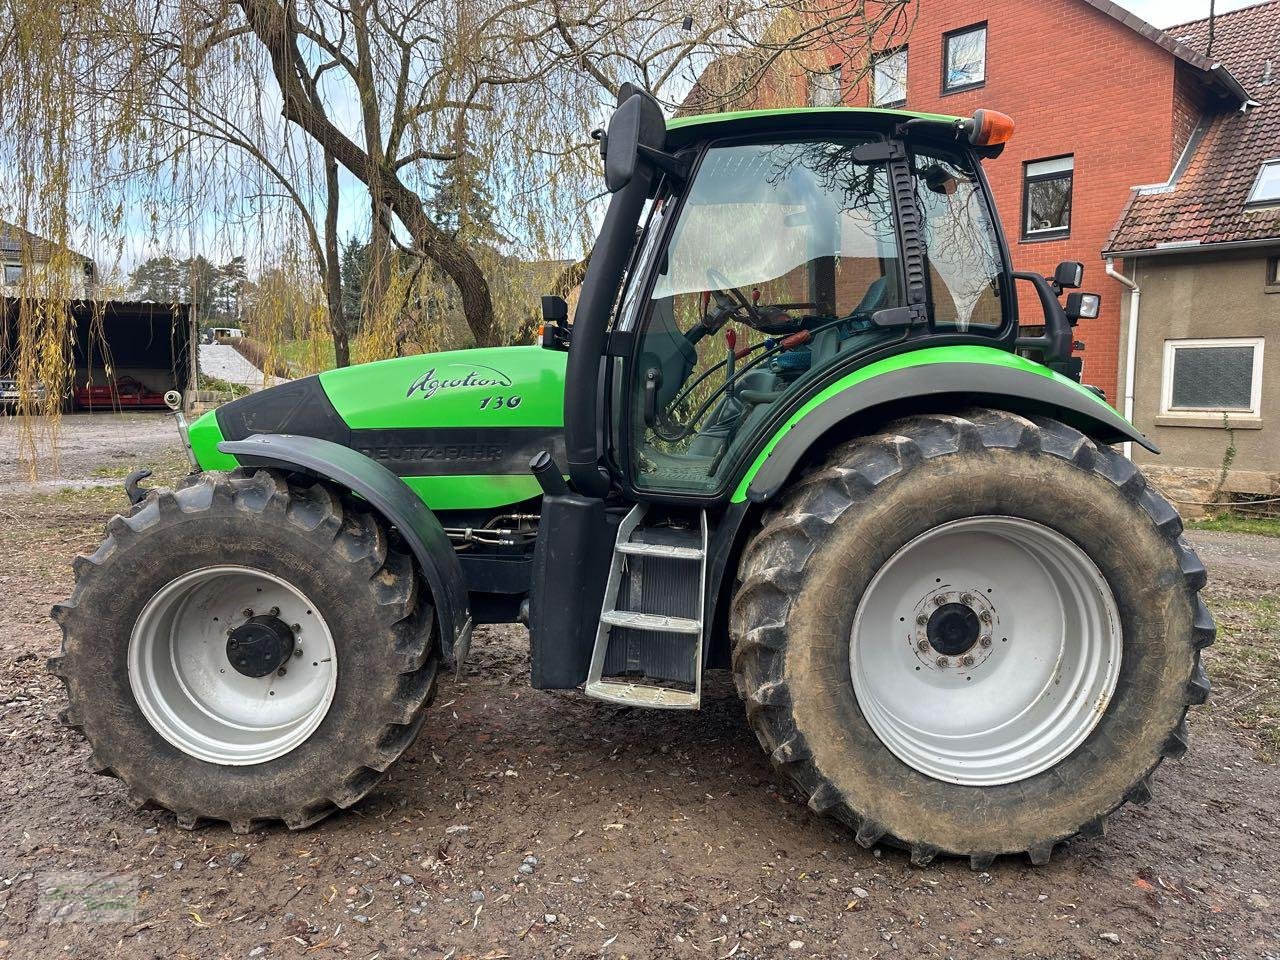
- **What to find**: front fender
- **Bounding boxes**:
[735,346,1157,503]
[219,434,472,658]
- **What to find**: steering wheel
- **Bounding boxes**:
[705,267,762,327]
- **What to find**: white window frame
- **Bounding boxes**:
[1246,159,1280,207]
[943,23,987,94]
[1161,337,1265,419]
[808,65,842,107]
[871,48,907,108]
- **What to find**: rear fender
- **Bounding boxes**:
[735,349,1158,503]
[219,434,472,659]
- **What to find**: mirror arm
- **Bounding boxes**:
[1013,271,1076,373]
[636,144,692,184]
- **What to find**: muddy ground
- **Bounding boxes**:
[1,416,1278,959]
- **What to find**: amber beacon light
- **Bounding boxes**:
[965,109,1016,147]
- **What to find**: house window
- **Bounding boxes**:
[1267,255,1280,290]
[808,66,842,107]
[1248,160,1280,206]
[1022,156,1074,239]
[943,23,987,93]
[1162,338,1264,418]
[3,264,22,284]
[871,48,907,107]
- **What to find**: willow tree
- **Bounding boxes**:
[0,0,915,431]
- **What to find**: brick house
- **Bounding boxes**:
[1103,2,1280,507]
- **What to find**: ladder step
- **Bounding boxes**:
[584,679,700,710]
[617,541,704,561]
[600,610,701,634]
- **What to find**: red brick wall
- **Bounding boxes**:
[1171,63,1213,165]
[815,0,1191,403]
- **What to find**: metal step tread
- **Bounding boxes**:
[617,541,704,560]
[600,610,701,634]
[584,679,700,710]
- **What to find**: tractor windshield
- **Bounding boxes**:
[625,136,1005,495]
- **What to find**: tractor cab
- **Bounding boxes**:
[550,89,1091,507]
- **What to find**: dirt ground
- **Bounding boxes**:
[1,418,1278,960]
[0,412,179,494]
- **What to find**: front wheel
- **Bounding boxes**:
[49,469,439,832]
[730,408,1214,867]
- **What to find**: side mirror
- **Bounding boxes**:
[603,85,666,193]
[1065,292,1101,323]
[537,295,571,351]
[1053,261,1084,290]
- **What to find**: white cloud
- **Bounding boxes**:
[1114,0,1265,29]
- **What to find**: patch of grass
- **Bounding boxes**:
[1187,515,1280,539]
[197,374,251,398]
[1204,592,1280,761]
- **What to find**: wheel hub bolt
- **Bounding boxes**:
[277,667,287,677]
[936,656,949,667]
[268,607,280,617]
[243,608,254,618]
[962,655,975,667]
[980,635,992,647]
[980,611,993,624]
[934,596,948,606]
[917,639,930,651]
[961,594,975,605]
[916,614,929,626]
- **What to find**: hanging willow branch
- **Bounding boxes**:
[0,0,916,450]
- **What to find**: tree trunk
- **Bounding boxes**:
[234,0,500,351]
[323,152,350,368]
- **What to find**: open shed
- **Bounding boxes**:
[3,298,194,410]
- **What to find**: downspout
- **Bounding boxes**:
[1106,258,1140,460]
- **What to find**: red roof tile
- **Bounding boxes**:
[1105,1,1280,254]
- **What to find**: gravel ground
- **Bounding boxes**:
[1,428,1277,959]
[0,412,180,493]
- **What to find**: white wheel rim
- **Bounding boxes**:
[850,516,1121,786]
[128,565,337,765]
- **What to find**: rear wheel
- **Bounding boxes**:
[730,408,1214,867]
[49,469,439,832]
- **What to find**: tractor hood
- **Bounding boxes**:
[187,345,567,512]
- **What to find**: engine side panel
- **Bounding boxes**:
[189,346,566,512]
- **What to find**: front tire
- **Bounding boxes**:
[730,408,1214,867]
[49,469,439,832]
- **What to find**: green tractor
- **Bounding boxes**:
[50,88,1213,867]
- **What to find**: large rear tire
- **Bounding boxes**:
[730,408,1214,867]
[49,469,439,832]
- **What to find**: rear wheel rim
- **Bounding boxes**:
[128,565,337,765]
[850,516,1121,786]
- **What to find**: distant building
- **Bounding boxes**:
[1104,2,1279,508]
[0,221,97,298]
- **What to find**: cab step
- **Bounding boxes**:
[616,541,704,561]
[583,679,700,709]
[585,505,708,710]
[599,610,701,634]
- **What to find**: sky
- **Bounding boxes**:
[1115,0,1267,28]
[62,0,1277,281]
